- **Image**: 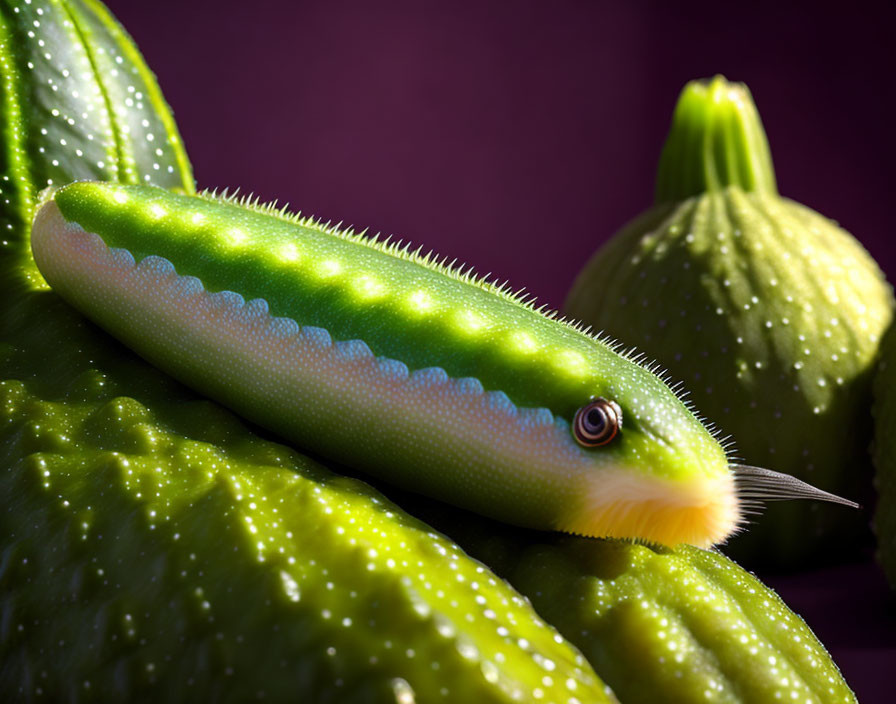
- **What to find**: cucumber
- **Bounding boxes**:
[444,522,857,704]
[506,540,855,703]
[0,323,609,702]
[0,0,193,290]
[0,2,612,702]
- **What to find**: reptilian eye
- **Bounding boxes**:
[573,398,622,448]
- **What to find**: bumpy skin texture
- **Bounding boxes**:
[565,77,893,567]
[31,182,741,549]
[0,329,609,703]
[23,187,858,704]
[0,0,193,288]
[873,322,896,590]
[419,506,856,703]
[0,3,614,702]
[496,539,856,703]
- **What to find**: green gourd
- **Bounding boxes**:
[456,530,857,703]
[0,3,613,702]
[0,330,610,703]
[0,0,193,290]
[564,76,893,567]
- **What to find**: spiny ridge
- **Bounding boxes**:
[193,187,717,438]
[195,188,623,347]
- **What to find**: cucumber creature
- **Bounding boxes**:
[30,182,855,550]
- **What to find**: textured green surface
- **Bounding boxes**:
[0,2,613,702]
[0,0,192,288]
[0,7,856,701]
[424,510,856,703]
[500,540,855,703]
[873,322,896,590]
[565,76,894,567]
[0,313,608,703]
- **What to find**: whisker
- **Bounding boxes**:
[732,464,859,509]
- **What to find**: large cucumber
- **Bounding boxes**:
[0,3,612,702]
[501,539,855,703]
[0,325,608,703]
[426,513,857,704]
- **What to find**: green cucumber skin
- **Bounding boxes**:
[0,2,615,702]
[0,295,609,703]
[439,519,857,704]
[0,0,193,289]
[507,541,856,704]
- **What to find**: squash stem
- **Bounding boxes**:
[654,75,778,204]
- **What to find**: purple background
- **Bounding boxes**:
[103,0,896,700]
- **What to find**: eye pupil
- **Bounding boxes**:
[573,398,621,448]
[585,407,606,431]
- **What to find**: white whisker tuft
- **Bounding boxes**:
[732,464,859,508]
